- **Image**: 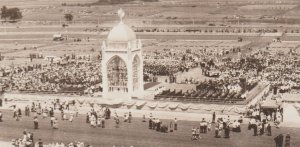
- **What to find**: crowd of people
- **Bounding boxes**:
[155,78,257,103]
[148,113,178,133]
[0,97,293,147]
[5,99,94,147]
[1,60,102,95]
[86,106,111,128]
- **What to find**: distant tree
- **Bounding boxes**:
[1,6,22,22]
[1,6,8,21]
[64,13,73,21]
[7,8,22,21]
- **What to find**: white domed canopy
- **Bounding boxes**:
[107,22,136,42]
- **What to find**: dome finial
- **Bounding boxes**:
[118,8,125,23]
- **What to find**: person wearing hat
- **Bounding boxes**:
[174,118,178,130]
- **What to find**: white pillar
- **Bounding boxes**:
[101,54,108,98]
[127,58,133,99]
[138,53,144,95]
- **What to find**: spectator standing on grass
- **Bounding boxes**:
[274,134,284,147]
[50,116,55,127]
[24,105,29,116]
[115,115,120,128]
[212,112,216,123]
[86,113,90,123]
[253,120,258,136]
[97,117,101,127]
[90,114,96,127]
[285,133,290,147]
[169,121,174,132]
[191,127,196,140]
[34,117,38,129]
[267,122,272,136]
[0,111,2,122]
[101,116,105,128]
[63,112,67,121]
[69,113,74,123]
[224,122,230,138]
[42,109,47,119]
[128,112,132,123]
[142,114,146,122]
[53,118,58,129]
[149,117,152,129]
[196,128,201,140]
[207,120,212,131]
[174,118,178,130]
[61,110,64,120]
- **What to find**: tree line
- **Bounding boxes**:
[1,6,22,22]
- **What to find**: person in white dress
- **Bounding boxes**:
[90,115,96,127]
[69,113,74,123]
[63,113,67,121]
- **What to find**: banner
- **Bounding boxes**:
[136,101,147,109]
[158,103,169,108]
[169,103,178,110]
[124,101,136,108]
[179,104,190,111]
[146,102,158,109]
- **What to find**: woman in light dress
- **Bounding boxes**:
[90,115,96,127]
[63,113,67,121]
[69,113,74,123]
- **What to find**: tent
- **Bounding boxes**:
[261,99,278,109]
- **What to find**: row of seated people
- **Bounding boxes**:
[154,89,245,104]
[17,86,102,95]
[154,79,258,103]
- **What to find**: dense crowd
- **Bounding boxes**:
[0,60,102,95]
[143,49,198,80]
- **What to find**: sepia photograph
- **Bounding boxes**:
[0,0,300,146]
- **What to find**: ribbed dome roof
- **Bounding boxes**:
[107,22,136,42]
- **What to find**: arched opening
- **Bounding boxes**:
[107,55,128,93]
[132,55,140,91]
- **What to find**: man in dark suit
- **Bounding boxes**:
[267,123,272,136]
[274,134,283,147]
[212,112,216,123]
[253,122,258,136]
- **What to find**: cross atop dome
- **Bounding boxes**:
[118,8,125,23]
[106,8,136,42]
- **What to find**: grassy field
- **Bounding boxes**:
[0,0,299,25]
[0,109,299,147]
